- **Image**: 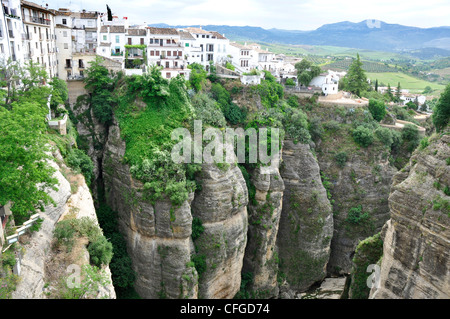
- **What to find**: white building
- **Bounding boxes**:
[53,8,100,80]
[400,94,426,106]
[309,70,344,95]
[147,27,189,78]
[21,0,57,79]
[0,0,26,65]
[181,27,229,70]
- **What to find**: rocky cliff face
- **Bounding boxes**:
[103,120,250,299]
[12,150,116,299]
[242,164,284,298]
[191,162,249,299]
[277,140,334,293]
[102,120,198,299]
[370,133,450,299]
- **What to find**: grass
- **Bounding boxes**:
[366,72,446,93]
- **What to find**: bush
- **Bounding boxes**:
[402,124,420,151]
[88,235,113,267]
[374,127,393,147]
[353,126,374,147]
[224,102,247,125]
[54,220,76,252]
[285,78,295,86]
[191,93,226,128]
[192,254,207,277]
[368,99,387,122]
[346,205,371,225]
[191,217,205,241]
[67,149,94,186]
[308,117,324,142]
[335,152,348,167]
[225,62,235,71]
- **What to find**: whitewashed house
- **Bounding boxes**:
[309,70,344,95]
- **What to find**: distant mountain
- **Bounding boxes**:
[148,20,450,56]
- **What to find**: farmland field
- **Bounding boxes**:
[366,72,446,93]
[325,59,398,72]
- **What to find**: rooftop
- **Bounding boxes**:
[100,25,126,33]
[147,27,179,36]
[21,0,53,14]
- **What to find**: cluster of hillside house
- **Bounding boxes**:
[0,1,310,84]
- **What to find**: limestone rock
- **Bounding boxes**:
[370,134,450,299]
[191,162,249,299]
[277,140,334,292]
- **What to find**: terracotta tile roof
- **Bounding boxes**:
[147,27,179,35]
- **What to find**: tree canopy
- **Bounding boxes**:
[433,83,450,132]
[345,54,369,97]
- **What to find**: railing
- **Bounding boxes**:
[23,15,51,26]
[159,55,181,60]
[111,52,123,56]
[148,42,182,47]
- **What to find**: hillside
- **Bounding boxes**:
[149,20,450,55]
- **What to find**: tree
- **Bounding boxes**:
[346,54,369,97]
[187,63,207,92]
[368,99,387,122]
[396,82,401,102]
[84,56,117,124]
[432,83,450,132]
[0,101,58,224]
[374,79,379,92]
[386,83,394,101]
[298,71,312,87]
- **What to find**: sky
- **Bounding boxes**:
[39,0,450,30]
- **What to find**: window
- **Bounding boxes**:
[167,39,170,44]
[128,38,132,45]
[166,72,171,79]
[167,51,171,56]
[150,38,153,44]
[150,51,154,56]
[140,38,144,45]
[62,18,67,25]
[185,43,189,47]
[155,39,159,44]
[178,51,182,56]
[64,43,68,49]
[155,50,159,56]
[63,31,67,37]
[115,35,120,43]
[103,35,107,41]
[173,51,177,56]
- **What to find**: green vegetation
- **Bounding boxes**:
[294,59,321,86]
[349,233,383,299]
[54,217,113,267]
[432,83,450,132]
[352,126,374,147]
[366,72,445,93]
[342,53,369,97]
[96,190,139,299]
[66,149,94,186]
[0,60,59,225]
[187,63,208,92]
[368,99,387,122]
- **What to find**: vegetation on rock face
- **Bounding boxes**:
[0,61,59,224]
[349,233,383,299]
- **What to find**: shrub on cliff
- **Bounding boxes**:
[368,99,387,122]
[353,126,374,147]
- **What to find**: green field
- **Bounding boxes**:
[366,72,446,93]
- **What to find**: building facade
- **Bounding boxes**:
[21,0,57,78]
